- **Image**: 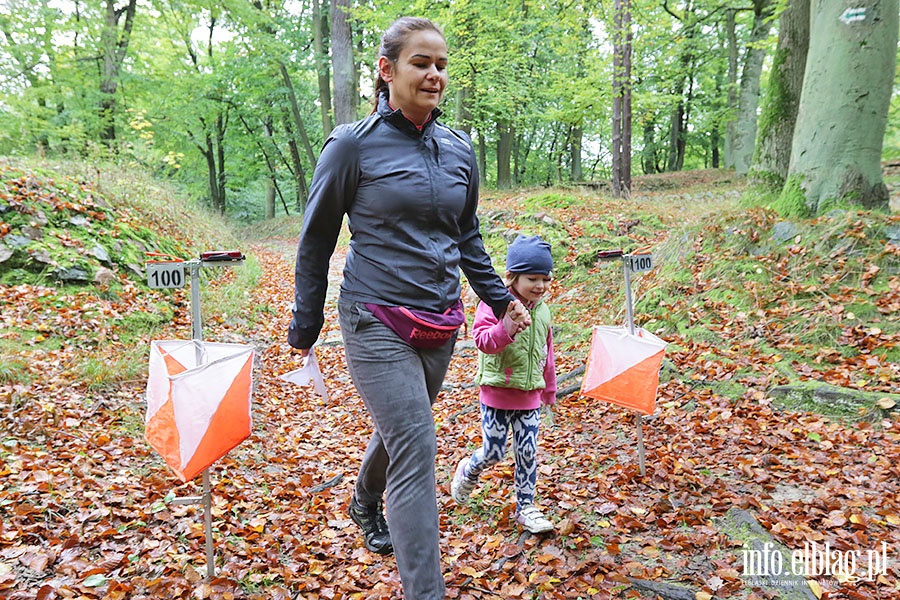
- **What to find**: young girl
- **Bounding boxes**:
[451,234,557,534]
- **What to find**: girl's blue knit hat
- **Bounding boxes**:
[506,235,553,275]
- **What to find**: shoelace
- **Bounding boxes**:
[375,504,389,534]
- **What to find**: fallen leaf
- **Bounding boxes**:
[877,397,896,409]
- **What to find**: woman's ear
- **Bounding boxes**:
[378,56,394,83]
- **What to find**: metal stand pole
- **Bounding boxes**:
[188,261,216,579]
[201,470,214,578]
[623,259,646,476]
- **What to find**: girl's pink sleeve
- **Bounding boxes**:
[542,326,558,405]
[472,301,516,355]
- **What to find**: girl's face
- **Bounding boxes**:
[379,30,448,125]
[511,273,552,304]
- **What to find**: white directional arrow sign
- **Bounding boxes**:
[840,7,867,24]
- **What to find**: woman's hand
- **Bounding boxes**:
[506,299,531,331]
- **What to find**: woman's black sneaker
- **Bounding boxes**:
[348,495,393,555]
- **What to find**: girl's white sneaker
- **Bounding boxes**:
[450,458,477,504]
[516,505,553,533]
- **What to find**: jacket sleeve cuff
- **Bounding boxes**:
[501,313,519,338]
[489,293,514,320]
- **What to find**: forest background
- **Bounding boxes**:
[1,0,899,220]
[2,0,900,599]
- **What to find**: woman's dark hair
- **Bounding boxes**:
[372,17,445,111]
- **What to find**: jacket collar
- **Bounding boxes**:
[377,92,442,136]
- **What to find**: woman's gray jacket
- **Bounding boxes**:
[288,95,513,350]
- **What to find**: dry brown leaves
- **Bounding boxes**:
[1,233,899,599]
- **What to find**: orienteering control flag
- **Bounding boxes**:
[145,340,254,482]
[279,346,328,400]
[581,326,667,415]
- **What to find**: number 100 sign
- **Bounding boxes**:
[627,253,654,273]
[147,262,186,289]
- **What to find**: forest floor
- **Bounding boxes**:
[2,165,900,600]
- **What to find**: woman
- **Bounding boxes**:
[288,17,527,600]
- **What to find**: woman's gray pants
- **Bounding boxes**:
[339,300,454,600]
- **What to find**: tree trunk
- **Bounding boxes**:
[611,0,632,196]
[455,87,472,135]
[330,0,354,125]
[513,132,521,186]
[729,0,775,175]
[215,115,227,214]
[281,111,309,212]
[751,0,810,188]
[312,0,333,138]
[666,37,693,172]
[783,0,898,215]
[723,9,738,168]
[667,100,686,172]
[352,34,362,117]
[201,138,220,212]
[477,130,487,186]
[98,0,137,142]
[642,123,658,174]
[497,122,513,189]
[279,62,317,169]
[263,118,276,219]
[547,126,560,185]
[571,126,583,182]
[199,131,226,215]
[265,180,276,219]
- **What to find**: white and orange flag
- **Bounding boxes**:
[580,326,667,415]
[145,340,254,482]
[278,346,328,400]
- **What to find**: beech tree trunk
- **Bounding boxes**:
[497,122,513,189]
[571,126,583,182]
[727,0,775,175]
[198,120,226,215]
[330,0,354,125]
[611,0,632,196]
[751,0,810,188]
[784,0,898,214]
[312,0,332,138]
[455,87,472,135]
[98,0,137,142]
[723,9,738,168]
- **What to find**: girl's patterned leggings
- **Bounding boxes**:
[463,404,541,508]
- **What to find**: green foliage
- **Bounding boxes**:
[1,0,898,215]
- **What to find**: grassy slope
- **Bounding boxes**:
[0,157,259,389]
[475,172,898,414]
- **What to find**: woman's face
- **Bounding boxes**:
[379,30,448,125]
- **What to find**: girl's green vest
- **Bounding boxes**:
[476,301,551,391]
